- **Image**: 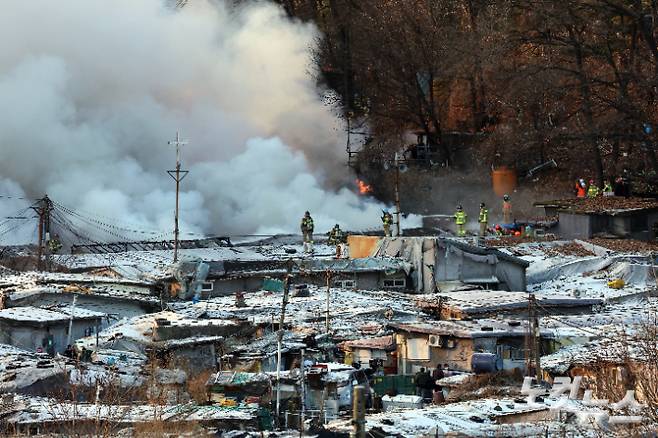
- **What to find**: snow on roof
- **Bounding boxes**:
[0,306,104,323]
[389,319,536,339]
[0,272,159,306]
[325,398,552,437]
[169,286,422,341]
[53,243,338,281]
[341,335,395,351]
[74,311,183,350]
[3,395,257,425]
[0,344,72,393]
[540,335,652,375]
[416,290,602,315]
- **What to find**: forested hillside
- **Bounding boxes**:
[277,0,658,202]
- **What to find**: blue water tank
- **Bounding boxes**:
[471,353,499,374]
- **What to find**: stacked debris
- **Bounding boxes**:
[535,196,658,214]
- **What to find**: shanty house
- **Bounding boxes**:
[372,237,529,293]
[389,320,551,374]
[535,197,658,241]
[341,335,397,373]
[416,290,602,320]
[0,306,105,355]
[175,257,412,298]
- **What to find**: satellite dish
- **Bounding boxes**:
[399,163,409,173]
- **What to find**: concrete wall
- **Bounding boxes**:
[556,213,593,240]
[0,319,101,354]
[166,343,218,372]
[205,276,268,297]
[557,211,658,241]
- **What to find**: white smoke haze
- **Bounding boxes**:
[0,0,415,245]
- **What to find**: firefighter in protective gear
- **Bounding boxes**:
[327,224,344,246]
[48,234,62,253]
[301,211,314,253]
[454,205,467,237]
[381,211,393,237]
[478,203,488,237]
[328,224,346,258]
[575,179,587,198]
[587,180,600,198]
[502,195,513,225]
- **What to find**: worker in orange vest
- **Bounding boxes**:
[502,195,513,225]
[575,179,586,198]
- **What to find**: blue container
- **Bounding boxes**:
[471,353,499,374]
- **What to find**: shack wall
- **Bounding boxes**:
[0,319,100,354]
[556,212,593,240]
[395,333,474,374]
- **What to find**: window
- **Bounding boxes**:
[334,280,356,289]
[201,281,214,291]
[383,278,406,288]
[406,338,430,360]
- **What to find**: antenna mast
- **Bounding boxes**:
[167,131,189,263]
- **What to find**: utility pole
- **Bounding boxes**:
[276,261,292,428]
[530,294,542,382]
[31,195,53,271]
[394,153,402,237]
[299,348,305,437]
[325,269,331,334]
[167,131,189,263]
[526,294,542,381]
[67,294,77,347]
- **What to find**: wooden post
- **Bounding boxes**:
[351,385,366,438]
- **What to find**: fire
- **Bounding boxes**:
[356,179,372,195]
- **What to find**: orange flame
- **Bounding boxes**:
[356,179,372,195]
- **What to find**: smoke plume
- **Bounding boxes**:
[0,0,410,244]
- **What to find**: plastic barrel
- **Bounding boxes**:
[471,352,499,374]
[492,167,518,197]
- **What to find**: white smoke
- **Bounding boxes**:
[0,0,415,245]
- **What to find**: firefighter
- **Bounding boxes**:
[328,224,346,258]
[381,211,393,237]
[327,224,344,246]
[587,180,600,198]
[300,211,314,253]
[575,179,587,198]
[478,202,488,237]
[47,234,62,253]
[454,205,467,237]
[502,195,513,225]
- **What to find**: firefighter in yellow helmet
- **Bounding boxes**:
[381,211,393,237]
[478,203,489,237]
[454,205,467,237]
[300,211,314,253]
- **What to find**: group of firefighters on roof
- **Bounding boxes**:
[574,175,631,198]
[300,194,515,255]
[452,194,514,238]
[300,172,636,250]
[301,211,347,255]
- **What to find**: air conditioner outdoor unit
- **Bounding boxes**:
[428,334,443,347]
